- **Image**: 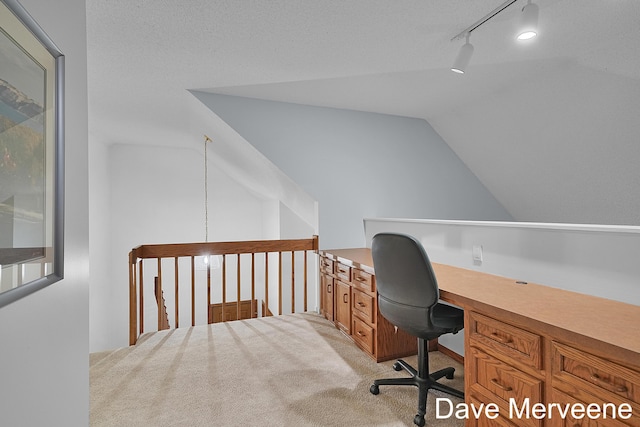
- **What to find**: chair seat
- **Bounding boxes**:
[431,303,464,331]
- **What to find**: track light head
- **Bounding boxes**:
[451,35,474,74]
[517,1,539,40]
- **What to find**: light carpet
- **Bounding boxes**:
[90,313,464,426]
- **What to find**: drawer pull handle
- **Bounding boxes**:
[338,269,347,273]
[490,332,513,344]
[343,294,348,303]
[356,331,366,337]
[356,277,366,282]
[327,284,332,293]
[357,302,366,307]
[590,373,628,393]
[490,378,513,392]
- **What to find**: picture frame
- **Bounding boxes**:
[0,0,64,308]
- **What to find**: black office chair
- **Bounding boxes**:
[369,232,464,427]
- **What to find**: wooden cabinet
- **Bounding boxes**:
[320,247,640,427]
[466,310,640,427]
[319,251,416,362]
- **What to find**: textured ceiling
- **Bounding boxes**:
[86,0,640,225]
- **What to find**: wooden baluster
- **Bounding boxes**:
[303,251,308,312]
[190,256,195,327]
[174,257,179,328]
[291,251,295,314]
[207,257,211,324]
[251,253,256,318]
[265,252,269,317]
[278,252,283,316]
[222,254,226,322]
[17,263,23,286]
[129,252,137,345]
[139,260,144,335]
[237,254,241,321]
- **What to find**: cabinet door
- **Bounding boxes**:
[335,280,351,335]
[321,274,334,322]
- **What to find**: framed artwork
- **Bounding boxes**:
[0,0,64,308]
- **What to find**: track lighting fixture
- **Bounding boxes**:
[450,0,540,73]
[516,0,539,40]
[451,34,474,74]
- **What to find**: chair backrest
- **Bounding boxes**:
[371,233,440,333]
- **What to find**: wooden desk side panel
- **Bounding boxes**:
[374,311,418,362]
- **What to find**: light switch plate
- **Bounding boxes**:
[472,245,483,263]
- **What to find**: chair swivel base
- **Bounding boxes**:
[369,359,464,427]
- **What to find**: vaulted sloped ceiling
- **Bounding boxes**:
[87,0,640,226]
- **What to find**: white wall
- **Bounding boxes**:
[88,137,111,352]
[0,0,89,425]
[192,93,514,249]
[364,218,640,355]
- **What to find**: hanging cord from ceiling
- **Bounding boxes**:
[204,134,212,242]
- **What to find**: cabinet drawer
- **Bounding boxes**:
[351,268,374,293]
[320,256,334,274]
[335,262,351,282]
[469,311,542,370]
[469,347,543,427]
[552,342,640,410]
[469,395,518,427]
[352,288,374,324]
[352,316,374,355]
[547,388,634,427]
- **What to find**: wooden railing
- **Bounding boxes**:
[129,236,319,345]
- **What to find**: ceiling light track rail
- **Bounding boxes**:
[451,0,519,41]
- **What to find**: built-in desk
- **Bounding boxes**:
[320,248,640,427]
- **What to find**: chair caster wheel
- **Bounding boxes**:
[446,372,455,380]
[370,384,379,395]
[393,362,402,371]
[413,414,425,426]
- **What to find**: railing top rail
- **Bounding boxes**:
[130,235,318,261]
